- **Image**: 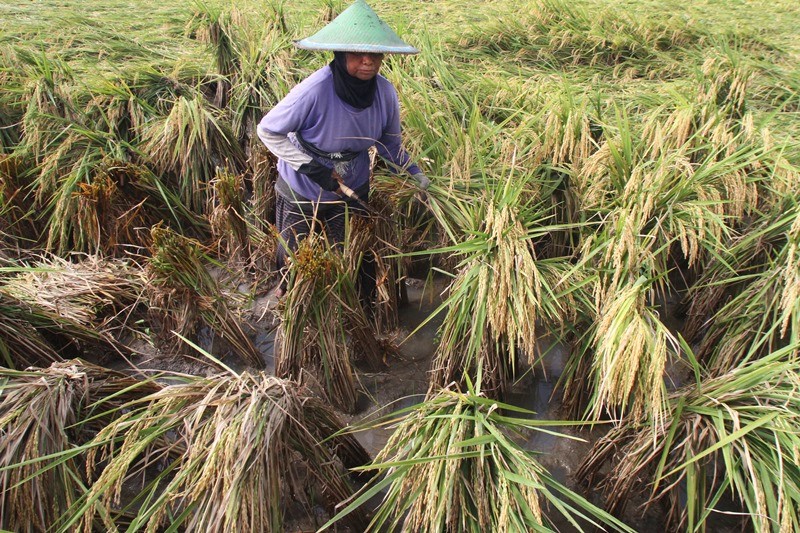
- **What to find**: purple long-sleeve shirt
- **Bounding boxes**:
[257,65,420,202]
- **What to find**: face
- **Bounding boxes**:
[345,52,384,80]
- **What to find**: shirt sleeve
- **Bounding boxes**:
[256,81,337,190]
[375,84,422,176]
[256,123,311,171]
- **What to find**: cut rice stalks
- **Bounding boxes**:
[325,381,634,532]
[0,256,142,368]
[345,195,403,332]
[146,224,264,368]
[0,360,161,532]
[71,372,369,532]
[276,233,382,413]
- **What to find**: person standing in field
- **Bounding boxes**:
[257,0,429,299]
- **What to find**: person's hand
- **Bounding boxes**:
[412,172,431,190]
[320,171,340,192]
[331,169,344,193]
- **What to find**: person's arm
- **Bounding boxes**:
[256,123,338,191]
[256,84,339,192]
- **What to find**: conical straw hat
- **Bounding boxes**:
[294,0,418,54]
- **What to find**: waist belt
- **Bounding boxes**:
[295,131,360,162]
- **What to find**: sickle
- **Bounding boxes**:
[336,180,389,222]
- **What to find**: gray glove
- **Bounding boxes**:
[412,172,431,190]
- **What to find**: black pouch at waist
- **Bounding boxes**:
[295,131,360,162]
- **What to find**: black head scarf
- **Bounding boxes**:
[330,51,377,109]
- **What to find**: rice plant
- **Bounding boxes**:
[70,371,369,532]
[14,49,77,165]
[0,360,161,532]
[207,168,251,267]
[424,172,589,398]
[186,2,239,79]
[325,381,634,532]
[146,224,264,368]
[577,344,800,532]
[226,11,297,146]
[142,93,244,214]
[276,232,382,413]
[345,194,403,332]
[684,199,800,372]
[561,106,771,423]
[82,75,156,143]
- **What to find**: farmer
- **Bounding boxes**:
[257,0,429,299]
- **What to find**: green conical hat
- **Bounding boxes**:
[294,0,419,55]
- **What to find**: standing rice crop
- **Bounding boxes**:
[684,200,800,372]
[577,345,800,532]
[424,173,587,397]
[562,106,770,424]
[142,93,244,214]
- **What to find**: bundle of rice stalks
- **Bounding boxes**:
[1,254,145,341]
[0,257,141,368]
[143,94,244,214]
[371,147,447,275]
[208,168,252,268]
[127,65,202,118]
[227,23,295,146]
[276,233,382,413]
[577,346,800,532]
[560,107,772,423]
[73,372,369,532]
[86,160,207,255]
[425,175,587,398]
[246,139,277,233]
[186,1,300,134]
[345,194,402,332]
[0,360,161,532]
[0,62,21,154]
[325,383,634,532]
[572,276,679,427]
[146,224,264,368]
[574,114,747,298]
[696,49,753,122]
